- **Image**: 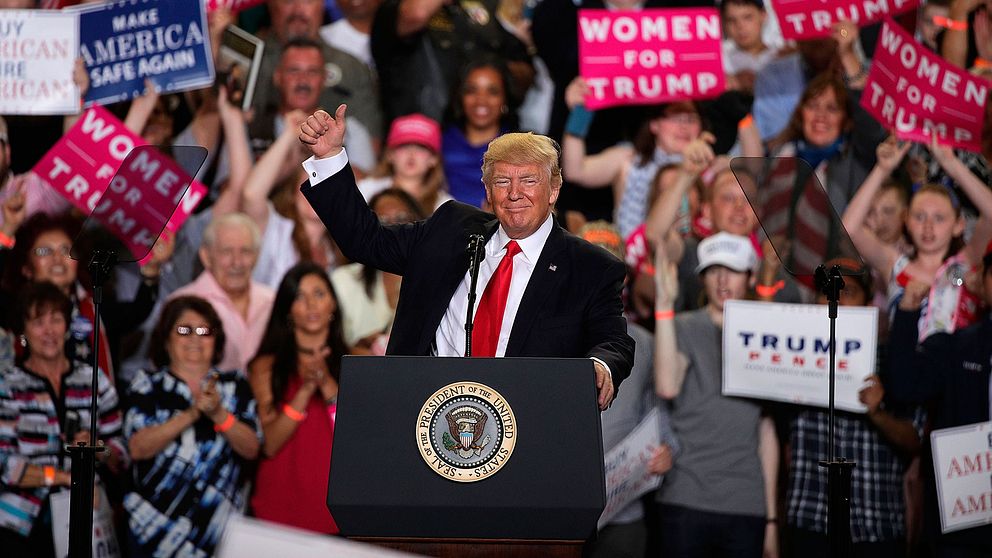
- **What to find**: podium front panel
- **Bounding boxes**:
[327,356,605,540]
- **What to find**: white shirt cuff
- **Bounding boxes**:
[301,148,350,188]
[590,357,612,382]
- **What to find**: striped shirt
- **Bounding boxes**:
[124,368,261,558]
[0,362,124,537]
[786,405,925,542]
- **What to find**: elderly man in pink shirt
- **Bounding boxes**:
[169,213,275,373]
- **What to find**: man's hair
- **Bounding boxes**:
[481,133,562,190]
[202,212,261,252]
[281,37,325,61]
[720,0,765,15]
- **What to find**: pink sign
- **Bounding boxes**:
[32,106,207,260]
[205,0,266,13]
[770,0,919,40]
[861,18,988,153]
[578,8,724,110]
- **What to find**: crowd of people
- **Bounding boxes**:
[0,0,990,556]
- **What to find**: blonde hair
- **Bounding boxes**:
[481,133,562,190]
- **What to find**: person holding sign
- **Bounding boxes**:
[653,232,779,558]
[886,251,992,556]
[842,135,992,339]
[781,257,924,558]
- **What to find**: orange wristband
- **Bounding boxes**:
[43,465,56,486]
[738,113,755,130]
[213,412,236,433]
[755,280,785,298]
[933,15,967,31]
[654,309,675,321]
[0,231,14,248]
[975,58,992,69]
[282,404,306,422]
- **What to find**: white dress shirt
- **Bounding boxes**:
[302,151,611,377]
[435,215,553,357]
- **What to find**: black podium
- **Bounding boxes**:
[327,356,606,557]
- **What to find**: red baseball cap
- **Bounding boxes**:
[386,114,442,153]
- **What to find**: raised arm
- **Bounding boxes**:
[299,105,434,274]
[63,58,89,133]
[643,133,714,259]
[928,136,992,265]
[840,136,909,281]
[243,109,307,228]
[560,77,633,188]
[653,249,689,399]
[942,0,979,68]
[124,80,161,135]
[211,86,253,217]
[396,0,445,37]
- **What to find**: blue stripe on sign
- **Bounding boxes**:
[0,498,32,521]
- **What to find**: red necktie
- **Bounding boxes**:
[471,240,521,357]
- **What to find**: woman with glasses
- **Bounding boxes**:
[1,213,170,383]
[248,262,348,533]
[0,282,126,555]
[124,295,260,557]
[330,189,424,353]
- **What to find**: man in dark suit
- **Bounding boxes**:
[298,105,633,409]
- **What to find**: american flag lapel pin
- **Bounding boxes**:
[549,264,557,271]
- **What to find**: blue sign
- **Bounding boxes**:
[77,0,214,106]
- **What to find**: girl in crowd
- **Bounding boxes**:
[653,233,778,558]
[242,110,339,289]
[249,263,348,533]
[125,296,260,557]
[331,189,425,353]
[562,76,708,239]
[442,59,515,207]
[358,113,451,216]
[0,282,125,554]
[842,135,992,339]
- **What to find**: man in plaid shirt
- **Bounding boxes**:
[785,261,924,558]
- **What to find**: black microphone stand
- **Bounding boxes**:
[814,264,855,558]
[66,249,116,557]
[464,234,486,357]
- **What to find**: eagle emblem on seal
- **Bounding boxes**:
[442,406,491,458]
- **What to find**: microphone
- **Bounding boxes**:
[464,233,486,357]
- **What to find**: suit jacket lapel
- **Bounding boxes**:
[505,225,568,357]
[417,218,501,353]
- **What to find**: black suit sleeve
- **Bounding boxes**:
[582,256,635,391]
[885,308,947,404]
[300,164,437,276]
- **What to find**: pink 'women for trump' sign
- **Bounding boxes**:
[770,0,919,40]
[577,8,724,110]
[31,106,207,260]
[861,18,988,153]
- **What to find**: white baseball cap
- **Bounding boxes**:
[695,232,758,274]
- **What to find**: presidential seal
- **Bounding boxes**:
[416,381,516,482]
